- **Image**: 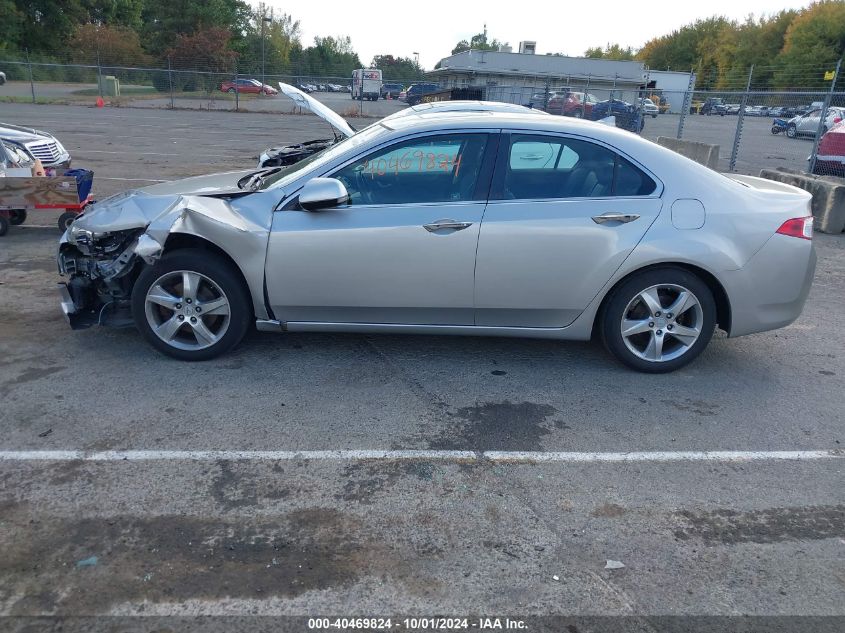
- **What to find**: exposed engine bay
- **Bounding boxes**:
[258,138,336,168]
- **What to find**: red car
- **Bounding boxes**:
[812,122,845,176]
[547,91,599,118]
[219,79,278,95]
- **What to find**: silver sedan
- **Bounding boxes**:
[58,111,816,372]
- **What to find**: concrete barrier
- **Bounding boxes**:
[759,167,845,234]
[657,137,720,170]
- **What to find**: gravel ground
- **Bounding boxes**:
[0,103,843,630]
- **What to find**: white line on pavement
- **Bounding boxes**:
[0,449,840,463]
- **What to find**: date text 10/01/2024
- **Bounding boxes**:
[307,617,528,630]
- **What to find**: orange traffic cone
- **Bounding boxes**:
[96,96,104,108]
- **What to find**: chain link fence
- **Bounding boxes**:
[2,56,843,179]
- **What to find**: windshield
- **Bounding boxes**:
[261,122,392,190]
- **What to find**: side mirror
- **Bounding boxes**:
[299,178,349,211]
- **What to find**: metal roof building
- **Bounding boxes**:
[428,50,651,104]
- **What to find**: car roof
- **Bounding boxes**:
[384,100,549,121]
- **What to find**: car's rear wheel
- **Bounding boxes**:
[786,123,797,138]
[601,268,716,373]
[227,88,236,94]
[132,249,251,361]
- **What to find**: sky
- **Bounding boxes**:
[262,0,813,70]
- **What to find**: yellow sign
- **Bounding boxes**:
[824,70,835,80]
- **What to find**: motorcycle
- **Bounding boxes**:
[771,118,789,134]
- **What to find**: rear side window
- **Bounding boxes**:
[615,156,657,196]
[501,134,656,200]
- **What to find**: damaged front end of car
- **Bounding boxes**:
[57,178,277,331]
[58,224,148,328]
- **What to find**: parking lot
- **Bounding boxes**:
[1,104,844,626]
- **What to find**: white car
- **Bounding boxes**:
[639,99,659,118]
[786,107,845,138]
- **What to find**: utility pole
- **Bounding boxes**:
[261,10,272,93]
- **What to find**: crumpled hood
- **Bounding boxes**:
[72,169,256,233]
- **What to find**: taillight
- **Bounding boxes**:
[776,216,813,240]
[834,117,842,124]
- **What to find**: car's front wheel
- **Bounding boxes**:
[132,249,251,361]
[786,123,797,138]
[601,268,716,373]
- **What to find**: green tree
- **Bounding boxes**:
[584,43,636,60]
[451,31,506,55]
[233,5,301,75]
[775,1,845,88]
[80,0,144,30]
[0,0,25,52]
[11,0,88,54]
[68,23,150,65]
[371,54,424,82]
[139,0,252,55]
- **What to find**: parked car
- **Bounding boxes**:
[258,84,547,167]
[0,122,71,171]
[547,91,598,118]
[381,83,404,99]
[589,99,644,132]
[786,107,845,138]
[700,98,726,116]
[639,98,659,118]
[725,104,741,115]
[812,122,845,176]
[58,105,816,373]
[219,79,278,95]
[405,82,441,106]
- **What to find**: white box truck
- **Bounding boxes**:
[352,68,382,101]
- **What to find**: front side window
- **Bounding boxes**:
[501,134,656,200]
[332,134,489,206]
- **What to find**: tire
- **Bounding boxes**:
[131,249,251,361]
[58,211,77,232]
[0,214,8,237]
[572,110,583,119]
[227,88,236,94]
[9,209,27,225]
[600,267,716,373]
[786,123,797,138]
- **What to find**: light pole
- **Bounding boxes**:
[261,14,272,93]
[413,51,420,74]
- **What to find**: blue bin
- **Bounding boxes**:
[63,168,94,202]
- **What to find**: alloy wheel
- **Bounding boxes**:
[144,270,231,351]
[620,284,704,363]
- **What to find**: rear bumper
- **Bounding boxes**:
[721,234,816,338]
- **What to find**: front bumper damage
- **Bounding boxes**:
[57,187,276,330]
[57,228,146,329]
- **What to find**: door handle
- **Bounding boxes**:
[423,219,474,232]
[591,212,641,225]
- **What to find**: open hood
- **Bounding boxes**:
[278,82,355,138]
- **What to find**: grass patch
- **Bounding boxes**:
[72,86,158,97]
[0,96,71,105]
